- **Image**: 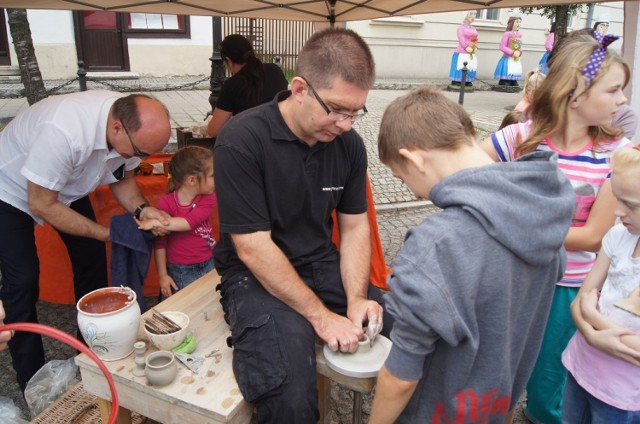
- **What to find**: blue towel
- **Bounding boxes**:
[109,213,154,312]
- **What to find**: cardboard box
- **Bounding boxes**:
[176,128,215,150]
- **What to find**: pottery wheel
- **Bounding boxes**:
[323,335,392,378]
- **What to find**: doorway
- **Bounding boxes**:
[74,11,129,71]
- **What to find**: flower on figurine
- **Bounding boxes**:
[469,36,478,60]
[510,37,522,61]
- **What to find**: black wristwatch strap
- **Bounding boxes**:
[134,203,148,220]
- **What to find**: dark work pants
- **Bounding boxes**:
[218,259,391,424]
[0,196,107,391]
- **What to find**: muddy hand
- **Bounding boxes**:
[366,318,382,347]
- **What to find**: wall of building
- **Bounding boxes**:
[7,10,77,80]
[127,15,212,76]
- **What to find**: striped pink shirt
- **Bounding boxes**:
[491,121,632,287]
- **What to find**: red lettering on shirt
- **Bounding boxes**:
[432,388,511,424]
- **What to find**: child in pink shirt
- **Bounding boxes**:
[562,147,640,421]
[138,146,216,298]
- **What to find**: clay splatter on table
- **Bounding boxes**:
[180,375,195,384]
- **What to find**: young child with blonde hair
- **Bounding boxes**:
[514,68,545,118]
[138,146,216,298]
[562,146,640,421]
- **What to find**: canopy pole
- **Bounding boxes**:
[329,0,336,28]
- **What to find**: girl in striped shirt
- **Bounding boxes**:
[482,33,632,424]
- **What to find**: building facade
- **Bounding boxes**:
[351,4,624,81]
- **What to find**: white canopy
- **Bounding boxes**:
[0,0,628,23]
[0,0,638,120]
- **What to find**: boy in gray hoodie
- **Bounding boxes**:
[369,87,574,424]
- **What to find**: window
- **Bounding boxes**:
[83,11,117,29]
[125,13,190,38]
[476,9,500,21]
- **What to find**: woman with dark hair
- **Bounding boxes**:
[207,34,288,137]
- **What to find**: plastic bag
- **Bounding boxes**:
[24,358,80,418]
[0,396,28,424]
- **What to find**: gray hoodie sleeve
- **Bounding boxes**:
[384,232,466,381]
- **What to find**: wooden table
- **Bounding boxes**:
[75,270,252,424]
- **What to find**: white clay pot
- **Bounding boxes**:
[77,286,141,361]
[357,334,371,353]
[145,351,178,386]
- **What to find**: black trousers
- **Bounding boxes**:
[219,259,391,424]
[0,196,107,390]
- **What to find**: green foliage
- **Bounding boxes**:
[520,5,588,19]
[520,4,590,39]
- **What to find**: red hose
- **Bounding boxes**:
[0,322,119,424]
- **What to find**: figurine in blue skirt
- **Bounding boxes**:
[494,11,523,86]
[449,11,479,87]
[539,22,555,74]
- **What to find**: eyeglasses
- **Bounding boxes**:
[121,121,151,158]
[300,77,368,123]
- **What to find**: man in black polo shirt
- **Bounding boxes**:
[213,28,388,423]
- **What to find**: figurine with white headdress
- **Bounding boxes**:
[494,11,523,86]
[449,11,479,87]
[593,13,610,35]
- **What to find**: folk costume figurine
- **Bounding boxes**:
[494,11,523,86]
[594,13,611,35]
[539,21,555,73]
[449,11,479,87]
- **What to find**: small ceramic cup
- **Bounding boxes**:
[356,334,371,354]
[145,350,178,386]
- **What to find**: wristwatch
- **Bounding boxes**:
[134,203,148,220]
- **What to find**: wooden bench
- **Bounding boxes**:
[75,270,376,424]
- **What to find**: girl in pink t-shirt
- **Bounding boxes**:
[138,146,216,299]
[562,147,640,421]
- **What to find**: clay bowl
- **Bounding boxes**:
[144,311,189,351]
[145,351,178,386]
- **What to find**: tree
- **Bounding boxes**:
[520,4,589,40]
[7,9,47,105]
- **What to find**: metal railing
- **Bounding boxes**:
[222,17,315,78]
